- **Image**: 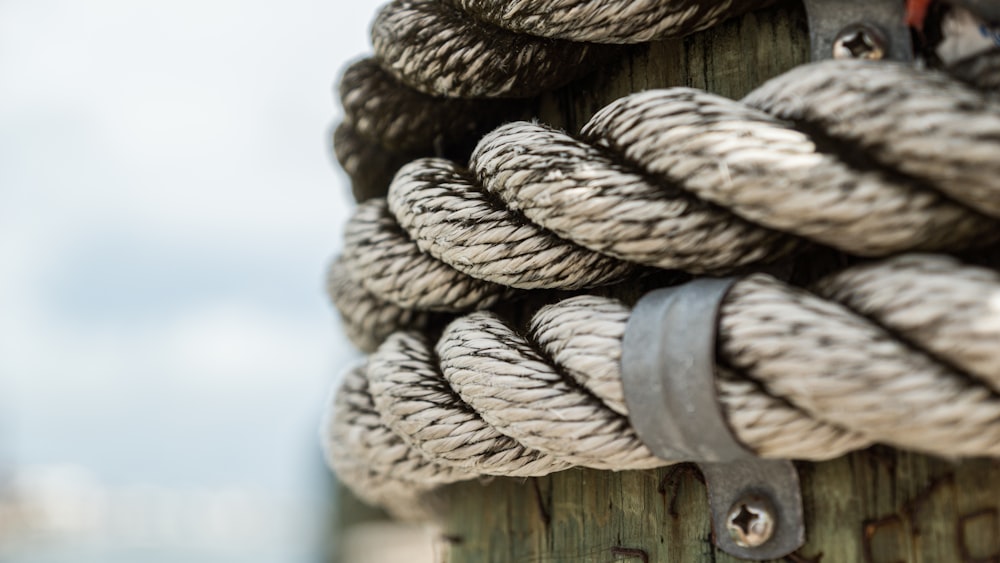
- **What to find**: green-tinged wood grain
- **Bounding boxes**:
[437,450,1000,562]
[534,0,811,135]
[433,2,1000,561]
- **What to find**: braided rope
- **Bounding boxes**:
[334,59,534,201]
[336,2,999,203]
[949,49,1000,91]
[371,0,774,98]
[333,122,421,203]
[339,199,512,312]
[439,0,776,44]
[326,255,1000,514]
[387,158,636,289]
[324,0,1000,517]
[368,332,577,476]
[335,59,1000,321]
[372,0,617,98]
[326,258,442,353]
[720,267,1000,455]
[471,118,798,272]
[744,59,1000,219]
[323,364,469,516]
[339,58,525,154]
[335,0,777,199]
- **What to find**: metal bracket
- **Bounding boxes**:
[804,0,913,62]
[621,279,805,560]
[701,461,805,560]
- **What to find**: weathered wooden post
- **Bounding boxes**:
[326,1,1000,561]
[428,8,1000,560]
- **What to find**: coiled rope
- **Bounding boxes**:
[336,0,783,199]
[324,0,1000,517]
[338,0,1000,202]
[325,254,1000,513]
[439,0,775,44]
[372,0,777,98]
[333,58,1000,334]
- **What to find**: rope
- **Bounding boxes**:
[323,363,470,516]
[323,0,1000,517]
[744,59,1000,219]
[333,122,421,203]
[949,49,1000,91]
[325,255,1000,516]
[339,58,525,154]
[334,0,782,200]
[372,0,618,98]
[334,59,1000,320]
[326,258,443,353]
[334,59,533,201]
[339,198,513,312]
[387,158,636,289]
[336,1,1000,202]
[439,0,776,44]
[371,0,774,98]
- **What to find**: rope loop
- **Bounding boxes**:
[439,0,776,44]
[372,0,615,98]
[333,59,1000,331]
[325,255,1000,515]
[323,0,1000,517]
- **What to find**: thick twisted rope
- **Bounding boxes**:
[950,49,1000,91]
[371,0,774,98]
[337,1,1000,203]
[371,0,618,98]
[325,0,1000,515]
[335,59,1000,322]
[744,59,1000,218]
[339,58,525,154]
[323,363,470,516]
[326,258,444,353]
[336,24,1000,202]
[325,255,1000,514]
[339,198,513,312]
[333,122,421,203]
[334,0,784,200]
[387,158,636,289]
[439,0,776,44]
[334,59,534,201]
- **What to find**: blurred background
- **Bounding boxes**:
[0,0,388,560]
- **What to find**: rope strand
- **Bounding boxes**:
[372,0,617,98]
[324,0,1000,517]
[744,59,1000,218]
[326,255,1000,516]
[439,0,776,44]
[336,60,1000,326]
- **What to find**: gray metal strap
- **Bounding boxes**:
[621,279,804,560]
[621,278,746,462]
[701,461,805,561]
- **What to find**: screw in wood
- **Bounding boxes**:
[726,495,776,548]
[832,23,888,60]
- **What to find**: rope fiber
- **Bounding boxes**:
[325,255,1000,515]
[334,58,1000,323]
[323,0,1000,518]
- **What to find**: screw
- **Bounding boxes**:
[832,24,887,60]
[726,495,775,548]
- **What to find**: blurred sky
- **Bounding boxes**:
[0,0,382,557]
